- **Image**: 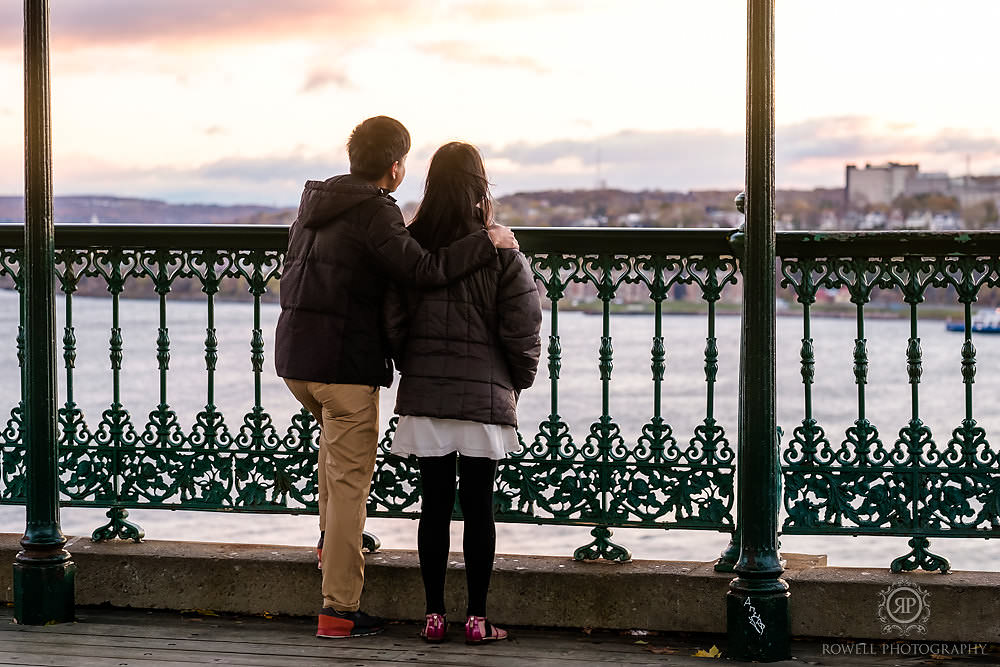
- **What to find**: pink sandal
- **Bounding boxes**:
[465,615,508,644]
[420,613,447,643]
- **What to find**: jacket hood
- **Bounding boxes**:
[296,174,396,228]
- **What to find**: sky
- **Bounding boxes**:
[2,0,1000,206]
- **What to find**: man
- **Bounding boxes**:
[275,116,517,639]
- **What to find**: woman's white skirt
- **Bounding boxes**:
[390,415,520,461]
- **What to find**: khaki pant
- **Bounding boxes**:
[284,379,379,612]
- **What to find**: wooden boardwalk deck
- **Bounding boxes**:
[0,608,994,666]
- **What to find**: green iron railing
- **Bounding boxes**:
[0,225,739,561]
[777,231,1000,574]
[1,225,998,570]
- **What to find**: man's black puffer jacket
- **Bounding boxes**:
[275,174,496,387]
[384,219,542,427]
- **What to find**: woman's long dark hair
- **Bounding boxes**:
[408,142,494,252]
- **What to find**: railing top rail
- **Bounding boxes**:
[0,223,737,254]
[513,227,736,254]
[0,223,290,250]
[776,230,1000,258]
[2,223,1000,257]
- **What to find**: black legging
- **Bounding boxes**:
[417,452,498,617]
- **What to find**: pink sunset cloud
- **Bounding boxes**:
[0,1,579,52]
[0,1,425,51]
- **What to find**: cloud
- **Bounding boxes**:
[922,128,1000,155]
[497,118,1000,170]
[1,1,584,53]
[778,117,1000,161]
[420,41,549,73]
[483,129,744,191]
[0,153,350,206]
[490,129,739,167]
[191,154,345,183]
[4,115,999,205]
[300,67,353,93]
[476,117,1000,192]
[0,1,426,50]
[450,0,581,23]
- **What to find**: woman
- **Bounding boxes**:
[384,142,542,645]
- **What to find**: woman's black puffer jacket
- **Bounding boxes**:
[384,233,542,428]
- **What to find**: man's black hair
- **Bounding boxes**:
[347,116,411,181]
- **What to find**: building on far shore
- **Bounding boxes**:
[846,162,1000,210]
[845,162,918,207]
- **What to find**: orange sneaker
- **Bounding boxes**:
[316,607,384,638]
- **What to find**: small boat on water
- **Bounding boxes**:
[946,307,1000,333]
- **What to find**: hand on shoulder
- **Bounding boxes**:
[486,223,519,250]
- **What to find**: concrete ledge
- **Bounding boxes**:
[787,564,1000,642]
[0,534,995,643]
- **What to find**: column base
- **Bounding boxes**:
[726,585,790,662]
[714,534,739,572]
[14,559,76,625]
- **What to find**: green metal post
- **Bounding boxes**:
[15,0,76,624]
[726,0,789,661]
[716,193,745,573]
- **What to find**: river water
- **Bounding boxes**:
[0,288,995,570]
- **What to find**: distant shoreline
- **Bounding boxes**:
[563,302,966,321]
[0,286,970,321]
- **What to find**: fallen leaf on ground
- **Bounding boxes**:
[693,645,723,658]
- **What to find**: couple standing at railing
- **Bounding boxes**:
[274,116,543,643]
